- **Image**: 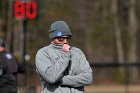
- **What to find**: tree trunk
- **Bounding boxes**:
[112,0,125,79]
[13,19,24,61]
[128,0,138,83]
[0,19,4,37]
[77,0,93,62]
[6,0,13,50]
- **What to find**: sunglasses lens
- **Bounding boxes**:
[58,38,64,41]
[57,37,71,41]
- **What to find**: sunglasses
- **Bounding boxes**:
[56,36,71,41]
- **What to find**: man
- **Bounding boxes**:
[0,38,25,93]
[35,21,93,93]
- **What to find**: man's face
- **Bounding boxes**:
[52,36,71,45]
[0,47,5,52]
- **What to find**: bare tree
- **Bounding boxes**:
[77,0,94,62]
[128,0,138,83]
[6,0,13,50]
[13,20,24,61]
[112,0,125,78]
[0,19,4,38]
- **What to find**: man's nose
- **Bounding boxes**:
[63,39,68,43]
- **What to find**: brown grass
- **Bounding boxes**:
[85,85,140,93]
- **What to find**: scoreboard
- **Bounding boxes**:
[14,1,37,19]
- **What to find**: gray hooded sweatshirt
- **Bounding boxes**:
[35,44,93,93]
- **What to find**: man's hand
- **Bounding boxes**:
[62,44,70,51]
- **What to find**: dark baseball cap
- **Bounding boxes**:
[0,38,5,48]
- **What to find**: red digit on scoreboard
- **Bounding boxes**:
[14,1,25,19]
[14,1,37,19]
[26,2,37,19]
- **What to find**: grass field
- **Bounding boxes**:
[85,85,140,93]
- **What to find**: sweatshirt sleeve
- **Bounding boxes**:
[35,48,70,84]
[61,49,93,87]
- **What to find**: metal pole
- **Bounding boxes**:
[23,18,29,93]
[23,19,28,63]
